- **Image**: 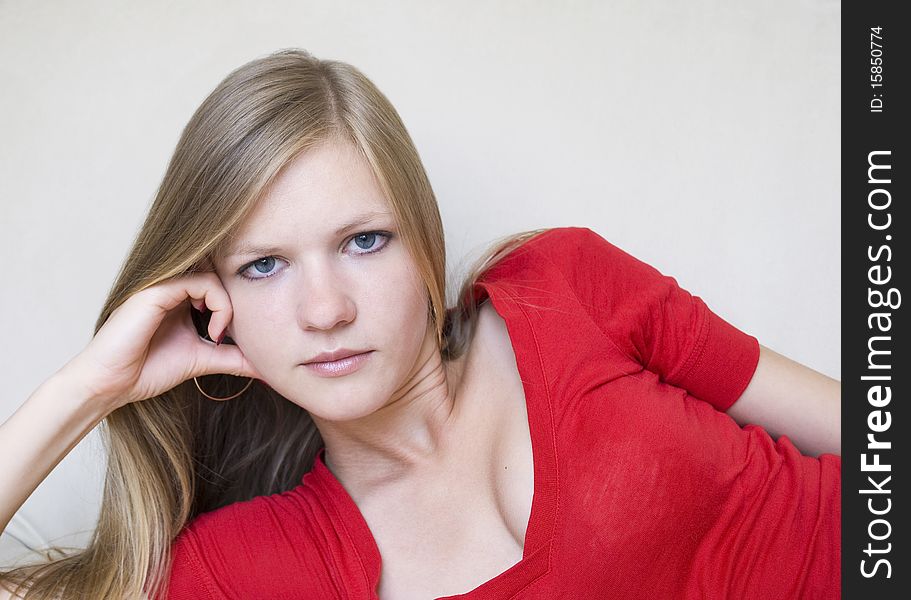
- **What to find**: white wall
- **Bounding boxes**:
[0,0,840,564]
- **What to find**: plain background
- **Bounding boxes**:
[0,0,840,565]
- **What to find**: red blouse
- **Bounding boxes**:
[162,226,841,599]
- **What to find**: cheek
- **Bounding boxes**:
[371,259,429,324]
[382,269,433,353]
[226,297,285,359]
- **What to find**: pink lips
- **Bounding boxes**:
[303,350,374,377]
[305,348,370,364]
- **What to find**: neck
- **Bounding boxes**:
[312,328,471,493]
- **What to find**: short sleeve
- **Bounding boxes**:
[159,528,225,600]
[532,227,760,411]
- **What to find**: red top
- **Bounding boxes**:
[162,227,841,599]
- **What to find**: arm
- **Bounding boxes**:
[534,228,839,454]
[0,365,108,538]
[0,365,103,600]
[1,271,254,538]
[725,344,840,457]
[534,227,761,411]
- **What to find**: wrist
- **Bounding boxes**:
[49,356,119,420]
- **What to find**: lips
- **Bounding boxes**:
[304,348,371,364]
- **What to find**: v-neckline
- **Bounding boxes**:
[308,274,557,599]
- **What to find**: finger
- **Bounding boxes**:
[100,273,227,356]
[193,343,264,381]
[140,272,224,312]
[184,274,233,345]
[148,272,235,344]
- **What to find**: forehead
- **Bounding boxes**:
[227,140,393,247]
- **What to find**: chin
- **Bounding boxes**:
[306,402,384,423]
[278,387,384,422]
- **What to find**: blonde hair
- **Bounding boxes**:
[0,48,549,599]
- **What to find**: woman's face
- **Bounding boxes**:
[212,139,431,421]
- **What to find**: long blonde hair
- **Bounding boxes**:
[0,48,549,599]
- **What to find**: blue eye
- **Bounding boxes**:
[347,230,392,255]
[237,256,285,281]
[252,257,277,274]
[236,230,393,281]
[351,232,381,252]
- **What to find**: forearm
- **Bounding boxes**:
[725,344,841,457]
[0,365,109,536]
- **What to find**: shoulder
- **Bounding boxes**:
[165,483,344,599]
[476,226,601,293]
[165,526,220,600]
[164,491,296,599]
[484,226,643,315]
[503,226,600,261]
[165,501,255,599]
[521,226,605,252]
[491,226,626,286]
[523,226,638,272]
[171,487,313,563]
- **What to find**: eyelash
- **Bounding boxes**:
[236,230,394,281]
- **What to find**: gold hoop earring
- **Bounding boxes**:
[193,376,255,401]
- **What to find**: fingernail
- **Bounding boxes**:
[215,331,225,346]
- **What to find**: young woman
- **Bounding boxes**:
[0,49,840,599]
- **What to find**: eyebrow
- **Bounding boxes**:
[223,210,394,259]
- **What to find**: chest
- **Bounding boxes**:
[367,302,536,598]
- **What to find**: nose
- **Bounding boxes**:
[295,262,357,332]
